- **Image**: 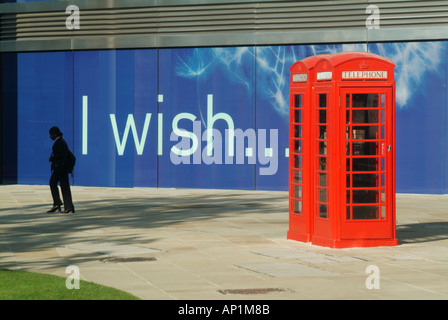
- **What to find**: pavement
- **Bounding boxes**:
[0,184,447,300]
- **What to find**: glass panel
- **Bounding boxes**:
[352,110,379,124]
[352,94,378,108]
[319,204,327,218]
[319,125,327,139]
[319,94,327,108]
[319,173,327,187]
[353,206,379,220]
[353,190,379,204]
[319,157,327,170]
[381,109,385,123]
[294,125,302,139]
[353,158,378,171]
[352,174,379,188]
[352,142,378,156]
[294,185,302,198]
[346,174,350,187]
[352,126,378,139]
[295,94,302,108]
[295,109,302,123]
[381,206,386,219]
[346,190,351,204]
[346,206,351,220]
[381,93,385,108]
[294,155,302,168]
[381,189,386,202]
[319,188,327,202]
[319,110,327,123]
[294,139,302,153]
[294,200,302,214]
[319,141,327,155]
[294,170,302,184]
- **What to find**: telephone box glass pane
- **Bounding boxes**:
[294,139,302,153]
[352,126,378,139]
[294,200,302,213]
[352,142,378,156]
[294,185,302,198]
[295,94,302,108]
[319,94,327,108]
[353,158,378,171]
[295,110,302,123]
[353,190,379,204]
[353,206,379,220]
[352,94,378,108]
[319,205,327,218]
[352,110,379,124]
[352,174,379,188]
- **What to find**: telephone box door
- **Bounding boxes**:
[340,88,395,240]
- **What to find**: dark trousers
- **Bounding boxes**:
[49,170,74,211]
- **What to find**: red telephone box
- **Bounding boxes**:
[288,52,398,248]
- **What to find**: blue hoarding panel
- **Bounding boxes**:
[158,48,256,190]
[369,42,448,194]
[6,42,448,194]
[73,50,158,187]
[16,51,73,185]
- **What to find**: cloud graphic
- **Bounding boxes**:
[175,42,445,118]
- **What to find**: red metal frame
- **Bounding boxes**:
[288,52,398,248]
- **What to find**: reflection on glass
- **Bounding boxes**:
[319,204,327,218]
[295,109,301,123]
[352,142,378,156]
[294,139,301,153]
[352,126,378,139]
[295,94,302,108]
[319,157,327,170]
[352,110,378,124]
[319,188,327,202]
[294,155,302,168]
[319,94,327,108]
[294,125,302,138]
[319,141,327,155]
[352,94,378,108]
[353,190,379,204]
[294,185,302,198]
[294,170,302,184]
[353,206,379,220]
[294,200,302,214]
[319,110,327,123]
[319,173,327,187]
[352,174,379,188]
[353,158,378,172]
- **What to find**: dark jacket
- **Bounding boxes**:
[50,137,70,174]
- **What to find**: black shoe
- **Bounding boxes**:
[62,208,75,214]
[47,205,62,213]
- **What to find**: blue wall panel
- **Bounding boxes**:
[73,50,158,187]
[4,41,448,194]
[158,47,256,189]
[369,42,448,194]
[16,51,73,185]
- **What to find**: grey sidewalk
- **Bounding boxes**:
[0,184,447,300]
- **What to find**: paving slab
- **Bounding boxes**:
[0,185,447,300]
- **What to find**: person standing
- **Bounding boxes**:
[47,126,75,214]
